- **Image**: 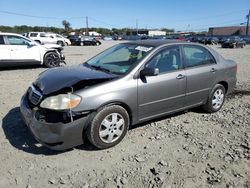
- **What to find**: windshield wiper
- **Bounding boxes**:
[87,64,112,73]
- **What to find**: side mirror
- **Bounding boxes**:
[140,67,159,77]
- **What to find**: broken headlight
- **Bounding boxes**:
[40,94,81,110]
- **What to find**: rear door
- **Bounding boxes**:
[182,45,218,106]
[138,46,186,121]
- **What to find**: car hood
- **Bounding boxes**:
[34,64,119,95]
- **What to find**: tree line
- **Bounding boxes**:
[0,20,175,36]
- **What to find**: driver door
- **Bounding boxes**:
[6,35,41,63]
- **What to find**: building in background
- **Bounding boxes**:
[208,26,250,36]
[148,30,166,36]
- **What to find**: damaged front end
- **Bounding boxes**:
[20,64,119,150]
[20,85,93,150]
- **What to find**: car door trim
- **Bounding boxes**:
[185,88,211,96]
[139,102,203,121]
[139,93,186,107]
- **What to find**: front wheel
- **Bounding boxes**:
[43,52,60,68]
[202,84,226,113]
[87,105,129,149]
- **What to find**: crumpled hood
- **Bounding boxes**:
[34,64,119,95]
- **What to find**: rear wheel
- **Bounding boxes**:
[44,52,60,68]
[87,105,129,149]
[57,41,64,46]
[202,84,226,113]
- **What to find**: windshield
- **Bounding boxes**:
[85,43,154,75]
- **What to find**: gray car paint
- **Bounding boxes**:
[20,41,237,150]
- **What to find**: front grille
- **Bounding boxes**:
[28,86,43,105]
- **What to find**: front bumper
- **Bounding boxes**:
[20,94,91,151]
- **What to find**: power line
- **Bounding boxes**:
[0,10,62,19]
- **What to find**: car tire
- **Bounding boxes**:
[202,84,226,113]
[87,105,129,149]
[80,42,84,46]
[44,52,60,68]
[57,41,64,46]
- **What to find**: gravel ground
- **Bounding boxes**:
[0,41,249,188]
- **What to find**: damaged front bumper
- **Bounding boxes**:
[20,93,91,151]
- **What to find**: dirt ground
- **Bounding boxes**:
[0,41,249,188]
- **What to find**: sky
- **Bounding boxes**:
[0,0,249,31]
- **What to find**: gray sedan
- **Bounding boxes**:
[20,40,237,150]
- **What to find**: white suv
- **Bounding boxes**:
[0,33,65,68]
[24,32,71,46]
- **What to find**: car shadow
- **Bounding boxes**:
[2,107,62,155]
[227,89,250,98]
[2,107,96,155]
[0,65,44,71]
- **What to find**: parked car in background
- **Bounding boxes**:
[0,33,65,68]
[20,40,237,150]
[218,36,228,44]
[199,37,219,45]
[206,37,219,45]
[24,32,71,46]
[49,33,71,46]
[68,35,101,46]
[103,36,113,41]
[221,36,246,48]
[242,36,250,44]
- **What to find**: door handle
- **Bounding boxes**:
[176,74,185,80]
[210,68,217,73]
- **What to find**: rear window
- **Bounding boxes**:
[183,45,215,68]
[0,35,4,44]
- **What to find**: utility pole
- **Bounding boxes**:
[246,10,250,35]
[136,19,138,35]
[86,16,89,36]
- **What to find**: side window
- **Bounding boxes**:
[40,33,46,37]
[30,33,38,37]
[146,46,181,73]
[7,36,30,45]
[0,35,5,45]
[183,45,215,68]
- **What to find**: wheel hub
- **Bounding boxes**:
[99,113,125,143]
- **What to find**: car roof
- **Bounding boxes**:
[124,39,185,47]
[0,32,23,36]
[0,32,16,35]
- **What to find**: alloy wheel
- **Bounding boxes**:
[212,89,224,110]
[99,113,125,143]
